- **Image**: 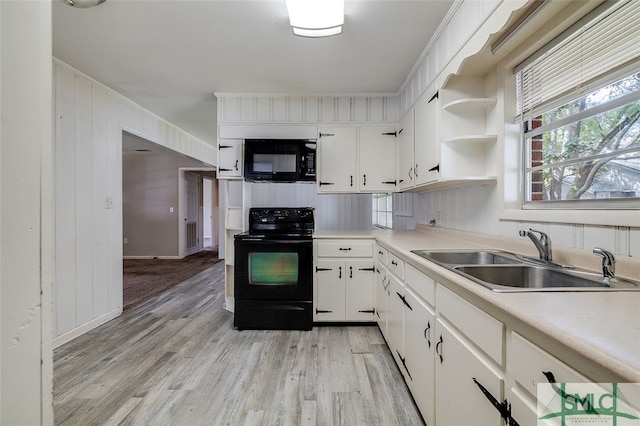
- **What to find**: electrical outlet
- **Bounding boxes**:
[169,207,174,213]
[123,237,128,244]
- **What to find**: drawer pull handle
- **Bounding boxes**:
[378,250,384,255]
[391,260,398,266]
[424,321,431,348]
[339,247,352,251]
[435,334,444,363]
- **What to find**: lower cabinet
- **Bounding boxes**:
[374,260,389,339]
[382,250,506,426]
[386,272,405,369]
[372,244,607,426]
[314,239,375,322]
[435,318,504,426]
[403,287,436,426]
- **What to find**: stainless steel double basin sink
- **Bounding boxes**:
[411,249,640,292]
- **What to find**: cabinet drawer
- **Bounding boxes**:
[436,285,504,365]
[510,332,590,398]
[375,244,388,265]
[316,240,373,258]
[404,263,435,307]
[387,252,405,279]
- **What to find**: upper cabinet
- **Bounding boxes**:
[217,139,243,179]
[398,82,440,191]
[318,125,398,194]
[358,125,398,192]
[398,110,415,191]
[317,127,358,192]
[414,85,441,186]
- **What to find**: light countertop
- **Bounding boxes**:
[314,226,640,383]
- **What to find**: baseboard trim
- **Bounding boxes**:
[123,255,182,260]
[224,297,235,313]
[53,308,122,349]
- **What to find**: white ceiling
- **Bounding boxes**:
[53,0,454,146]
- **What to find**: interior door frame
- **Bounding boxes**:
[178,167,216,258]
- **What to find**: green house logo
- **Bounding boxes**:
[537,383,640,425]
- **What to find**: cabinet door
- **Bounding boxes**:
[386,273,404,369]
[218,139,243,178]
[435,319,503,426]
[398,110,415,190]
[506,387,538,426]
[345,259,375,321]
[314,259,345,321]
[374,262,389,339]
[414,87,440,185]
[318,127,357,192]
[358,125,397,192]
[403,287,436,426]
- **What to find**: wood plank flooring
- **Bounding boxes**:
[53,261,425,425]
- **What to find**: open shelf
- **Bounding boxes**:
[442,97,496,113]
[443,134,497,144]
[410,176,497,192]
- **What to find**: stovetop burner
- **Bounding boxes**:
[240,207,315,239]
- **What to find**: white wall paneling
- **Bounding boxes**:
[52,59,215,347]
[247,182,372,231]
[216,95,399,124]
[1,1,53,423]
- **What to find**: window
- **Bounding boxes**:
[516,0,640,207]
[372,193,393,229]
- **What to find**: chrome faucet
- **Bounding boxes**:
[519,228,552,261]
[593,247,616,284]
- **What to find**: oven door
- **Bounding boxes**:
[234,238,313,301]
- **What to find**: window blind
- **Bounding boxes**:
[516,0,640,118]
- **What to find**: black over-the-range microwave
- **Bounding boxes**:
[244,139,317,182]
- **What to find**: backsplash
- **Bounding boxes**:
[394,186,640,258]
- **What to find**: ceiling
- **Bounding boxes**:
[53,0,454,146]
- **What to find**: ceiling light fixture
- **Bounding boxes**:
[285,0,344,38]
[61,0,107,8]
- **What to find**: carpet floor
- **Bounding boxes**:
[122,250,221,310]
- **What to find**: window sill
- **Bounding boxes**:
[500,209,640,227]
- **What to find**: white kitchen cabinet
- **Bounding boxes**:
[358,125,398,192]
[435,318,504,426]
[398,109,415,190]
[413,84,440,186]
[217,139,243,178]
[318,125,398,193]
[403,286,436,426]
[317,127,357,192]
[374,260,389,339]
[386,272,405,368]
[314,239,375,322]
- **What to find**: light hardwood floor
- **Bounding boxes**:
[53,261,425,425]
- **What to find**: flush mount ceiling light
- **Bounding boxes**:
[285,0,344,38]
[61,0,107,8]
